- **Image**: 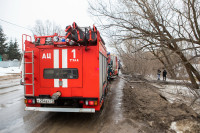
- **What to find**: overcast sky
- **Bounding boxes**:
[0,0,96,50]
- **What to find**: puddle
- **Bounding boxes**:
[0,97,23,110]
[111,76,125,124]
[0,118,25,133]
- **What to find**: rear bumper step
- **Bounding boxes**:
[25,107,95,113]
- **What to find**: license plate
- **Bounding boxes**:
[36,98,55,104]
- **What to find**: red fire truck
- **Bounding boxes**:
[107,52,119,80]
[21,22,108,113]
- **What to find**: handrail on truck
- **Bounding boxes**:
[22,34,32,51]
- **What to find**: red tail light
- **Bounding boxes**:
[27,99,33,104]
[88,101,94,105]
[85,100,98,106]
[25,99,35,104]
[79,100,84,104]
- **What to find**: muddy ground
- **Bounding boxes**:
[0,74,200,133]
[122,75,200,133]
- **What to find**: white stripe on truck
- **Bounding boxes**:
[54,49,59,87]
[62,49,68,88]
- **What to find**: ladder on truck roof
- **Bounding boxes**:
[24,50,35,96]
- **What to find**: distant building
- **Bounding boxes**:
[0,55,2,61]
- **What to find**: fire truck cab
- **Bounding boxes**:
[22,23,108,113]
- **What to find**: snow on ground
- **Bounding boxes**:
[170,119,200,133]
[147,73,200,113]
[160,85,196,100]
[0,67,20,76]
[157,83,200,115]
[166,78,191,84]
[146,75,200,112]
[146,74,157,81]
[149,78,200,132]
[146,74,191,83]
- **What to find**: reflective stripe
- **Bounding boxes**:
[54,49,59,87]
[62,49,68,88]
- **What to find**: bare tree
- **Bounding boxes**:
[32,20,63,36]
[89,0,200,89]
[147,45,178,79]
[111,39,164,77]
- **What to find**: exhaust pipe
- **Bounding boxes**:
[51,91,61,100]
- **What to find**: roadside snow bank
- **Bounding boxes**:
[151,82,200,132]
[160,85,196,100]
[0,67,20,76]
[158,84,200,115]
[146,74,191,83]
[170,119,200,133]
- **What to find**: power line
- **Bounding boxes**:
[0,18,32,31]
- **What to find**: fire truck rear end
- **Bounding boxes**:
[107,52,119,80]
[22,22,108,113]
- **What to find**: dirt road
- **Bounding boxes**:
[1,75,199,133]
[0,76,127,133]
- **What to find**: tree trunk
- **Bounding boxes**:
[160,49,177,79]
[190,64,200,82]
[175,48,199,89]
[149,48,176,79]
[184,64,199,89]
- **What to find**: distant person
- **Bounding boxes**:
[157,69,161,80]
[163,69,167,81]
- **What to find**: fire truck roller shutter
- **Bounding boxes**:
[104,55,107,83]
[99,53,102,98]
[99,52,107,100]
[111,55,116,71]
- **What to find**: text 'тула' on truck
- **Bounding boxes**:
[21,22,118,113]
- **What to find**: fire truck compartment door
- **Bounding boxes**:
[40,48,83,88]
